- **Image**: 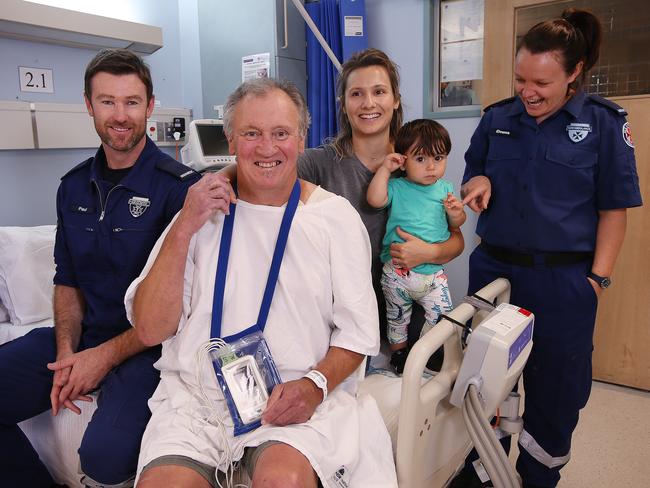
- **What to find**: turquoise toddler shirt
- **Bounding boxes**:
[380,177,453,274]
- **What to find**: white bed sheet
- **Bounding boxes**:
[1,320,94,487]
[18,396,96,488]
[0,319,53,345]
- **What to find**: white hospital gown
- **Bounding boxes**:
[125,187,397,487]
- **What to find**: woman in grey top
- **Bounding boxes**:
[299,49,464,338]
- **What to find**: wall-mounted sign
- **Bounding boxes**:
[19,67,54,93]
[242,53,270,82]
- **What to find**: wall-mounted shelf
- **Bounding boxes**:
[0,101,34,150]
[0,0,163,54]
[0,101,190,150]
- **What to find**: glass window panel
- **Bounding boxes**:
[515,0,650,97]
[427,0,484,116]
[438,0,484,108]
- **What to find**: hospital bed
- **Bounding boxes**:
[0,225,92,484]
[361,277,523,488]
[1,225,523,487]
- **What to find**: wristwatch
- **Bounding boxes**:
[303,369,328,401]
[588,271,611,289]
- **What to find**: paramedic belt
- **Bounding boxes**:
[479,242,593,268]
[211,179,301,340]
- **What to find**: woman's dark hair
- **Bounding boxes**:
[395,119,451,157]
[518,8,602,90]
[331,48,403,157]
[84,49,154,103]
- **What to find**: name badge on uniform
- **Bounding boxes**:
[566,123,592,143]
[70,204,95,214]
[128,196,150,218]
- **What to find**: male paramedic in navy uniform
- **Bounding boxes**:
[0,49,200,487]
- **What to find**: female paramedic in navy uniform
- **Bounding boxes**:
[458,8,642,488]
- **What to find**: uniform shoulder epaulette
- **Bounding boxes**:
[156,157,199,180]
[587,94,627,116]
[483,96,517,113]
[61,158,92,180]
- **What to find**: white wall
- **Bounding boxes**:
[178,0,204,119]
[366,0,481,303]
[366,0,424,121]
[0,0,200,226]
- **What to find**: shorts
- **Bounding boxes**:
[140,441,283,487]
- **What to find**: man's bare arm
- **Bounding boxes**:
[50,285,85,415]
[53,285,84,357]
[133,173,233,346]
[49,286,151,414]
[261,346,363,426]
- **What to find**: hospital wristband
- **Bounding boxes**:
[303,369,328,401]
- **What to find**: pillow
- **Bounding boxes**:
[0,226,56,326]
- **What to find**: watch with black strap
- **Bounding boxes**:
[588,271,611,289]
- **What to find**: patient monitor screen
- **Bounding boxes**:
[197,124,229,156]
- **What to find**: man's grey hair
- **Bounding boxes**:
[223,78,311,139]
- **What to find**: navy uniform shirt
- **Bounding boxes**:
[53,137,200,347]
[463,91,642,252]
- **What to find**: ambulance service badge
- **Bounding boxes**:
[566,123,592,143]
[622,122,634,148]
[128,196,150,218]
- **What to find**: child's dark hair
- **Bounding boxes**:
[395,119,451,157]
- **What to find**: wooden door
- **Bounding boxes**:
[483,0,650,389]
[592,96,649,389]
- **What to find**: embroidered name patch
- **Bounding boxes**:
[70,204,95,214]
[566,123,592,143]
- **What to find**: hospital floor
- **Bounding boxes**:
[510,380,650,487]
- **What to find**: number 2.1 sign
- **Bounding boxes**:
[19,66,54,93]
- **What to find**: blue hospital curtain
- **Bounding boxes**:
[305,0,342,148]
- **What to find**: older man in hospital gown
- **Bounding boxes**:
[125,78,397,488]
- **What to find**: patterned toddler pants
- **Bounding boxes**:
[380,261,453,345]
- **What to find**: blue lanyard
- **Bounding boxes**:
[210,180,301,340]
